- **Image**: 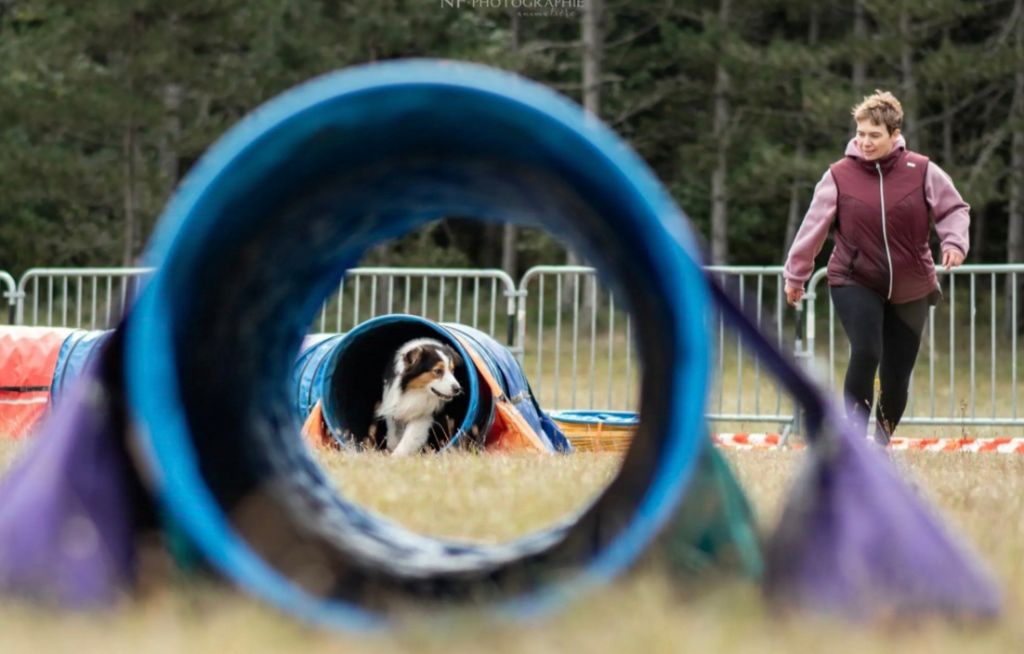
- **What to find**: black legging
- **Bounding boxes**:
[830,285,930,444]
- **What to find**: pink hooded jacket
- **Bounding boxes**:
[784,136,970,301]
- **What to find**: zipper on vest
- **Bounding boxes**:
[876,162,893,299]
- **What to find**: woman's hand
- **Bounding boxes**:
[942,249,965,270]
[786,286,805,306]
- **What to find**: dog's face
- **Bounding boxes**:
[397,338,463,401]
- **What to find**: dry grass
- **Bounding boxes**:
[316,450,622,542]
[1,440,1024,653]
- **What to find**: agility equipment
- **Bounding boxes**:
[0,328,110,439]
[714,433,1024,454]
[709,281,1000,619]
[550,410,638,453]
[0,61,714,627]
[0,60,999,627]
[0,328,70,439]
[291,316,568,453]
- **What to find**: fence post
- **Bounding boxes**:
[506,288,524,352]
[786,300,808,443]
[514,270,537,367]
[0,271,16,325]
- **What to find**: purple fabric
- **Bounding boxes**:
[765,405,1001,618]
[0,346,138,607]
[708,277,1001,619]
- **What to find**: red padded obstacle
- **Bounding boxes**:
[0,327,73,439]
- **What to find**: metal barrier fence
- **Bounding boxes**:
[516,266,637,413]
[805,264,1023,428]
[515,265,799,426]
[14,268,154,329]
[0,271,15,325]
[7,263,1022,431]
[310,267,519,348]
[9,266,518,347]
[704,266,799,427]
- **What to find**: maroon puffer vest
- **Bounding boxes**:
[827,148,938,304]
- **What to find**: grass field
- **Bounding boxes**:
[1,437,1023,653]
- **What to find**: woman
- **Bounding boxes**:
[784,91,970,444]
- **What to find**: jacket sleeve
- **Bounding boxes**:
[926,162,970,257]
[784,170,837,291]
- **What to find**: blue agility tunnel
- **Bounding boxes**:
[292,315,490,451]
[443,322,571,452]
[0,60,711,627]
[121,59,711,628]
[291,315,568,453]
[291,332,346,434]
[50,330,111,405]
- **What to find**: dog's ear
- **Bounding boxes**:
[403,346,424,369]
[445,345,462,369]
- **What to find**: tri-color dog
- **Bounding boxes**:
[376,338,463,456]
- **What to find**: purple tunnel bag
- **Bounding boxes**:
[0,330,145,607]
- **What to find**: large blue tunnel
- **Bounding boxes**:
[119,60,711,629]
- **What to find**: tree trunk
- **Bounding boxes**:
[1007,3,1024,333]
[152,83,183,254]
[784,11,818,253]
[941,30,954,166]
[899,2,918,148]
[582,0,602,117]
[500,8,521,279]
[131,134,145,256]
[784,140,807,253]
[573,0,603,308]
[942,83,954,166]
[158,83,183,199]
[122,125,137,267]
[709,0,731,264]
[501,223,518,278]
[974,205,987,263]
[852,0,867,96]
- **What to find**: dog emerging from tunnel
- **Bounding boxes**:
[375,338,463,456]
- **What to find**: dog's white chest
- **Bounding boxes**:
[378,383,442,422]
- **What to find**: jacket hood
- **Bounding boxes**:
[844,134,907,162]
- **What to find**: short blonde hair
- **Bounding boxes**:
[852,90,903,135]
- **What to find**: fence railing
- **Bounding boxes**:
[5,263,1022,432]
[311,267,519,349]
[705,266,798,426]
[9,265,519,346]
[14,268,154,330]
[515,265,798,422]
[0,271,15,325]
[805,264,1023,428]
[516,265,637,413]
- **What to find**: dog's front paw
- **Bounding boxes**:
[389,420,432,456]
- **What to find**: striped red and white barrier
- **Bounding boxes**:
[712,433,1024,454]
[888,436,1024,454]
[712,433,801,450]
